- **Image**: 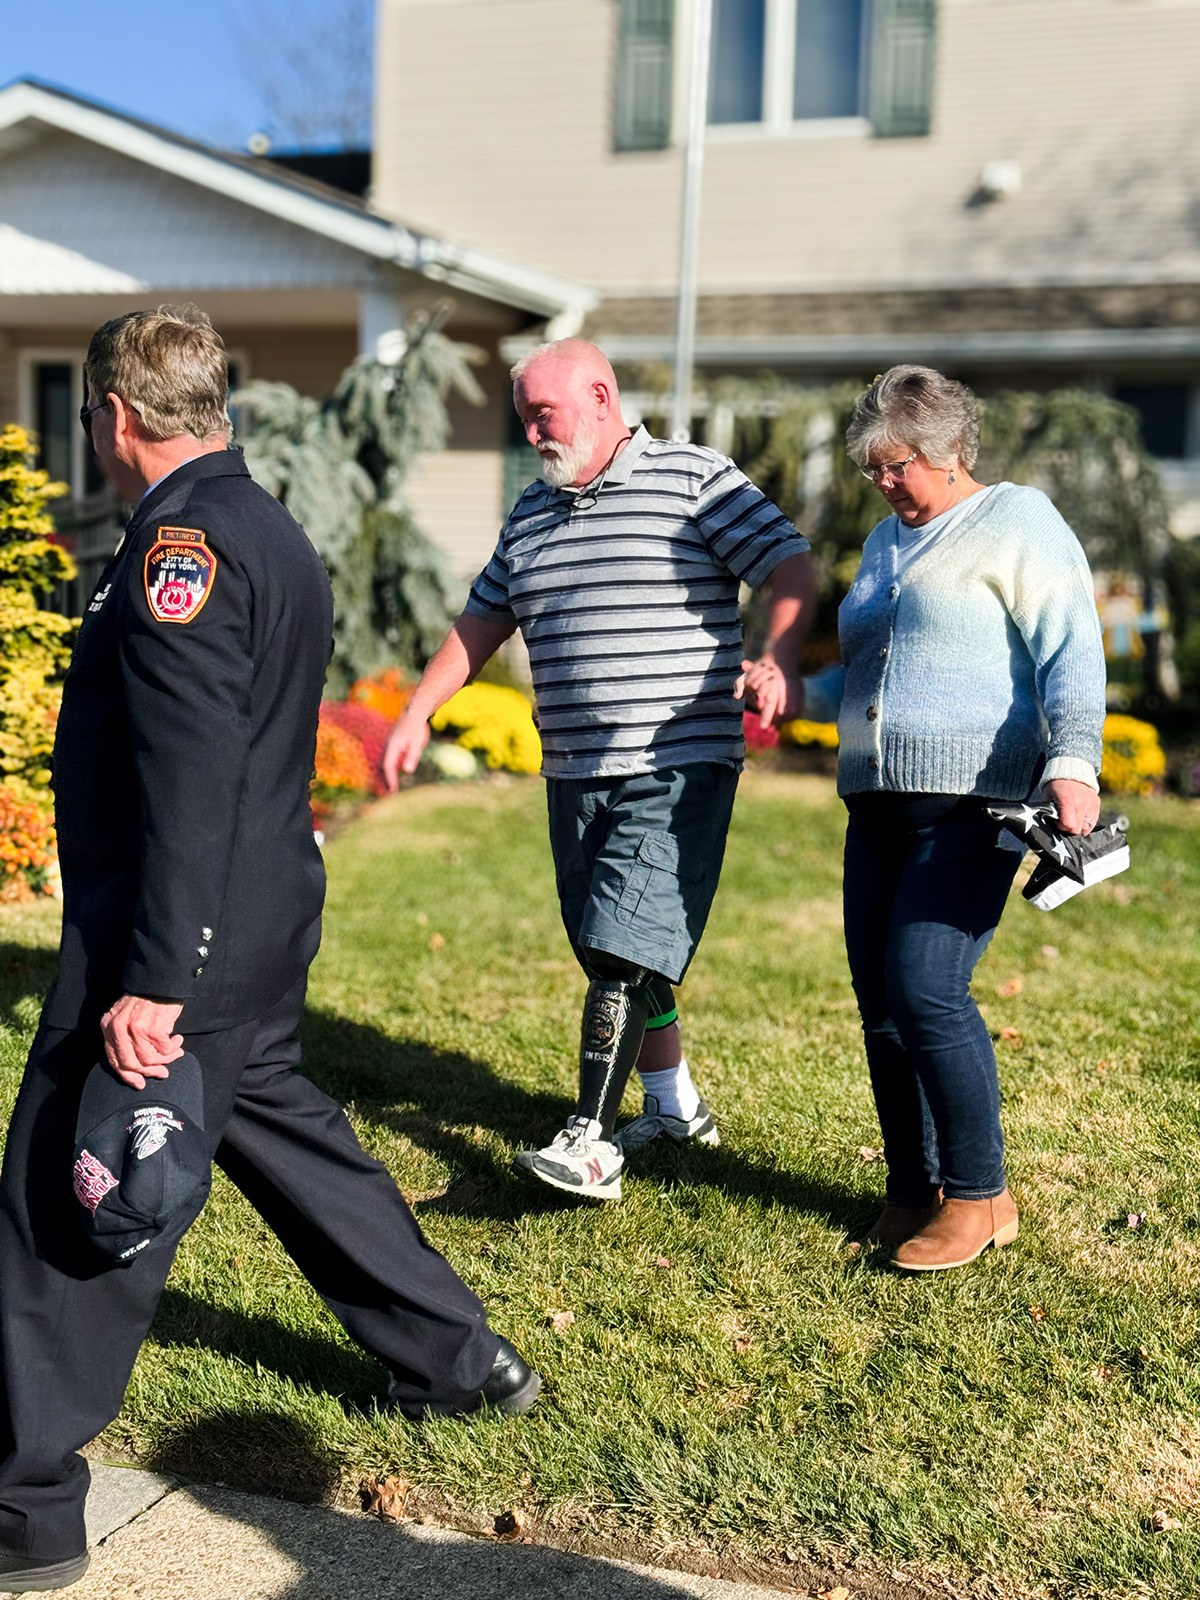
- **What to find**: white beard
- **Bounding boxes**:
[538,418,599,488]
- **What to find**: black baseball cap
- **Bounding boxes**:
[72,1053,211,1265]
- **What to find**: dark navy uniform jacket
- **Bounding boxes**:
[45,450,333,1034]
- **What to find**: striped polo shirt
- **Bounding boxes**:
[464,426,808,780]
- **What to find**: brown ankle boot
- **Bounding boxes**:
[891,1189,1018,1272]
[862,1198,941,1249]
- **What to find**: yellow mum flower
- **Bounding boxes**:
[1100,713,1164,796]
[432,683,542,774]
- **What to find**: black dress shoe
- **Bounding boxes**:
[0,1547,90,1592]
[478,1337,542,1415]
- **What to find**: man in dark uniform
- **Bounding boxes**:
[0,306,538,1594]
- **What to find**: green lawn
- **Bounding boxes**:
[2,771,1199,1598]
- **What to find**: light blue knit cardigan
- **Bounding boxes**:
[803,483,1106,800]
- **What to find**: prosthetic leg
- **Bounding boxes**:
[576,950,653,1139]
[514,949,654,1200]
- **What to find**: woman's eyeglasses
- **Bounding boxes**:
[860,450,918,484]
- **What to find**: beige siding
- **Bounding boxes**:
[404,448,506,585]
[233,327,357,397]
[376,0,1200,298]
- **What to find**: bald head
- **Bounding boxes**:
[511,338,630,489]
[510,338,619,393]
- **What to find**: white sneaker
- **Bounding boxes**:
[613,1095,720,1154]
[513,1116,623,1201]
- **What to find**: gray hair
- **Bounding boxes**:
[509,337,617,388]
[845,365,980,471]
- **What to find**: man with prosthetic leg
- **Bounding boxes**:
[384,339,813,1200]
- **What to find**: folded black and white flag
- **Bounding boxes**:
[987,801,1130,912]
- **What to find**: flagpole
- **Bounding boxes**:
[669,0,714,444]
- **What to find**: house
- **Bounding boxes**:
[0,78,594,608]
[375,0,1200,536]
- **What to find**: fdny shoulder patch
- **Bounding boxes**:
[144,527,217,625]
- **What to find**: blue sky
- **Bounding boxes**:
[1,0,367,150]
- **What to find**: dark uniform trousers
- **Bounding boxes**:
[0,446,505,1564]
[0,979,499,1561]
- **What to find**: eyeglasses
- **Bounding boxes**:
[859,450,919,484]
[79,400,109,441]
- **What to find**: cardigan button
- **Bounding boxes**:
[889,584,899,599]
[879,646,888,658]
[868,755,879,769]
[866,706,878,720]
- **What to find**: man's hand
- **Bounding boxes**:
[1043,777,1101,836]
[741,658,804,729]
[383,710,431,791]
[100,995,185,1090]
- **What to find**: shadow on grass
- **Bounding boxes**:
[127,1421,728,1600]
[300,1007,863,1232]
[0,942,59,1034]
[143,1406,347,1503]
[151,1289,387,1414]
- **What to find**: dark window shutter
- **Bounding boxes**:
[869,0,936,137]
[614,0,675,151]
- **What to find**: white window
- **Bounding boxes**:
[703,0,935,140]
[17,351,102,502]
[615,0,935,151]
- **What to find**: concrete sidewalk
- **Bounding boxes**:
[52,1465,809,1600]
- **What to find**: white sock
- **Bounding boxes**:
[638,1059,700,1121]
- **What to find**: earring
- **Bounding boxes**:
[948,471,956,483]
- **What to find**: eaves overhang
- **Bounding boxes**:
[597,327,1200,368]
[0,78,597,326]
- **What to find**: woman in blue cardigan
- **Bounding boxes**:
[758,367,1106,1272]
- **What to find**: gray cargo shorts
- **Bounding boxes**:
[546,763,740,984]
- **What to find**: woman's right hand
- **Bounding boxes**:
[741,658,804,726]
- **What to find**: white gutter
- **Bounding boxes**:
[0,80,596,324]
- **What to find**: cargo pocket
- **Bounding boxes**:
[615,830,704,927]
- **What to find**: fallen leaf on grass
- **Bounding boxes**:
[996,976,1024,997]
[819,1588,851,1600]
[1029,1306,1045,1323]
[415,912,428,926]
[734,1335,753,1354]
[1127,1212,1146,1230]
[999,1027,1023,1045]
[429,932,445,950]
[1092,1364,1113,1383]
[1149,1509,1182,1533]
[360,1474,410,1522]
[1112,884,1132,906]
[655,1256,672,1269]
[494,1508,525,1541]
[857,1146,882,1162]
[1040,944,1059,959]
[549,1310,575,1335]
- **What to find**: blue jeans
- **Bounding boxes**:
[842,795,1022,1205]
